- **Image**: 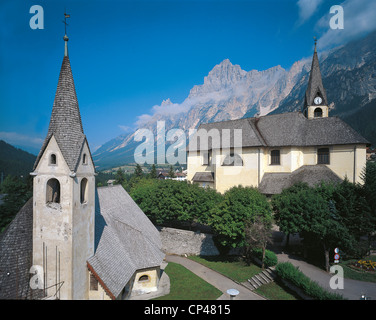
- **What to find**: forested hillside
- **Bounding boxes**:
[0,140,36,180]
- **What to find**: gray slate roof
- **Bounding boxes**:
[188,112,369,150]
[33,56,89,173]
[259,165,342,195]
[192,172,215,182]
[0,198,43,299]
[87,185,164,299]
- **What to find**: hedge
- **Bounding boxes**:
[275,262,345,300]
[251,248,278,268]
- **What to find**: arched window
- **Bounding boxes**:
[314,108,323,118]
[50,154,57,165]
[270,150,280,165]
[138,275,149,282]
[46,178,60,203]
[222,153,243,166]
[317,148,330,164]
[80,178,88,204]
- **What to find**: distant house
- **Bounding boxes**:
[157,170,170,180]
[106,179,116,186]
[157,170,187,181]
[187,44,369,195]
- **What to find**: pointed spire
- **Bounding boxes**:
[33,18,88,173]
[304,38,327,109]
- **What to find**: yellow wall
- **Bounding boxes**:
[131,267,160,296]
[187,144,368,194]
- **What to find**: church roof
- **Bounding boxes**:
[192,172,215,182]
[87,185,165,299]
[188,112,369,150]
[33,55,88,173]
[259,165,342,195]
[0,198,43,299]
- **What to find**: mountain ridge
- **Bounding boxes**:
[93,31,376,170]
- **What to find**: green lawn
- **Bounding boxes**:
[188,255,298,300]
[188,255,261,282]
[153,262,223,300]
[255,282,298,300]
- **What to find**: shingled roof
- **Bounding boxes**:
[259,165,342,195]
[33,56,88,173]
[87,185,165,299]
[0,199,43,299]
[188,112,369,150]
[192,172,215,182]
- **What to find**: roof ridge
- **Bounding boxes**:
[248,118,267,146]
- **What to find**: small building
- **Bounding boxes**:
[87,185,164,300]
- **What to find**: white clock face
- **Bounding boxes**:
[314,96,322,105]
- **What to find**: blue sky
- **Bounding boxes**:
[1,0,376,154]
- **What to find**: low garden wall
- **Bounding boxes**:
[157,226,220,256]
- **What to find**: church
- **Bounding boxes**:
[187,42,369,194]
[0,29,165,300]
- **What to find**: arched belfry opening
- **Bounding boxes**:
[46,178,61,204]
[314,107,323,118]
[80,178,88,204]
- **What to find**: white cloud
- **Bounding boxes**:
[118,125,133,133]
[134,89,235,128]
[317,0,376,50]
[0,131,43,147]
[297,0,323,25]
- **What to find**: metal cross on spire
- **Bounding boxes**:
[63,12,71,36]
[63,12,71,57]
[313,36,317,52]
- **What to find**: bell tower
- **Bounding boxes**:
[31,14,95,300]
[303,38,329,119]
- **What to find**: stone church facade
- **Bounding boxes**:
[0,31,164,300]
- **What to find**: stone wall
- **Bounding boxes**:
[158,227,219,256]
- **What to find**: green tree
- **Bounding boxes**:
[0,175,32,232]
[361,161,376,227]
[115,168,126,185]
[271,182,310,248]
[209,186,272,251]
[245,215,272,269]
[168,165,176,179]
[134,164,143,178]
[149,164,157,179]
[273,182,355,271]
[130,179,223,227]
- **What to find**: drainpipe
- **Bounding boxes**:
[258,148,261,186]
[353,146,357,183]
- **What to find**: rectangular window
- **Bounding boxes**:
[317,148,330,164]
[270,150,280,165]
[90,273,98,291]
[202,151,211,166]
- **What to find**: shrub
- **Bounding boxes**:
[275,262,345,300]
[251,248,278,268]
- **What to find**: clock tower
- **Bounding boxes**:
[303,39,329,119]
